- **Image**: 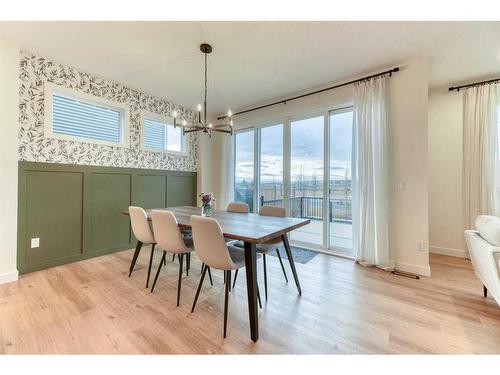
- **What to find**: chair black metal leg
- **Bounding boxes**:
[187,253,191,272]
[201,263,204,274]
[263,254,268,300]
[232,269,239,289]
[150,251,166,293]
[177,253,184,307]
[163,254,166,266]
[282,234,302,295]
[186,253,190,276]
[207,266,213,286]
[191,265,207,313]
[276,248,288,283]
[483,285,488,298]
[172,254,176,262]
[224,270,226,284]
[224,270,230,338]
[146,244,155,288]
[128,241,143,277]
[257,284,262,309]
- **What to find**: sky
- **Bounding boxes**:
[235,111,353,184]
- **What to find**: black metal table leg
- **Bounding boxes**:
[243,241,258,342]
[282,234,302,296]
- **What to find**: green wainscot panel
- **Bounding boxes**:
[90,172,131,252]
[24,170,83,266]
[133,174,167,208]
[168,175,196,207]
[17,161,196,274]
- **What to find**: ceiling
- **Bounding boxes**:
[1,21,499,114]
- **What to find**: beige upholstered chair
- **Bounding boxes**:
[128,206,161,288]
[190,215,261,338]
[150,210,195,306]
[204,202,249,282]
[233,205,290,299]
[226,201,250,213]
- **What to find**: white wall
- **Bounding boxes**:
[0,37,20,284]
[201,58,431,276]
[388,59,430,276]
[428,89,468,258]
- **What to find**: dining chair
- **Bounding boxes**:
[226,201,249,213]
[201,201,249,286]
[190,215,261,338]
[232,205,290,300]
[128,206,163,288]
[150,210,195,306]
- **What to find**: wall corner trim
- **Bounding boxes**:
[0,270,19,285]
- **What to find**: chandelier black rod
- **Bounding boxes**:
[217,66,400,120]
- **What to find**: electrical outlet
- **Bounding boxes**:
[393,181,406,191]
[416,241,425,252]
[31,237,40,248]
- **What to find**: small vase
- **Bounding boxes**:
[201,203,213,217]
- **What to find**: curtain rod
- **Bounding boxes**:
[217,67,400,120]
[449,77,500,92]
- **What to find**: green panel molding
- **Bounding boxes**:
[90,172,131,252]
[17,161,196,274]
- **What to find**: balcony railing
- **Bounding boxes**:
[261,196,352,222]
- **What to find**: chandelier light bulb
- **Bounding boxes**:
[227,110,232,117]
[208,123,213,128]
[197,104,202,112]
[230,119,234,126]
[172,110,178,118]
[182,120,187,126]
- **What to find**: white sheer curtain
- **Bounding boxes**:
[351,76,393,270]
[218,133,234,210]
[463,83,500,229]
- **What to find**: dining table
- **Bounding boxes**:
[124,205,310,342]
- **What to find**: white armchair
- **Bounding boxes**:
[464,215,500,306]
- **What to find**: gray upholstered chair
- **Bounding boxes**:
[150,210,195,306]
[233,205,290,300]
[128,206,161,288]
[190,215,261,338]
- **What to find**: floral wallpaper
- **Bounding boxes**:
[18,51,198,171]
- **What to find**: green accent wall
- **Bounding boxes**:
[17,161,196,274]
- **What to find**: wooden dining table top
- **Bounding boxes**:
[123,206,310,244]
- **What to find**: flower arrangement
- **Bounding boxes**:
[199,192,216,217]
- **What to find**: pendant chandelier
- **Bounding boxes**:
[173,43,233,137]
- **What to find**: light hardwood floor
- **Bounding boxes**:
[0,249,499,354]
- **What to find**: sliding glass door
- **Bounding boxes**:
[234,130,255,212]
[259,124,284,208]
[289,116,324,246]
[329,108,353,254]
[233,107,354,254]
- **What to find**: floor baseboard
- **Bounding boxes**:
[0,270,19,285]
[429,246,469,259]
[395,261,431,277]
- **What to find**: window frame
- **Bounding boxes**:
[140,110,187,155]
[44,82,130,148]
[231,101,354,254]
